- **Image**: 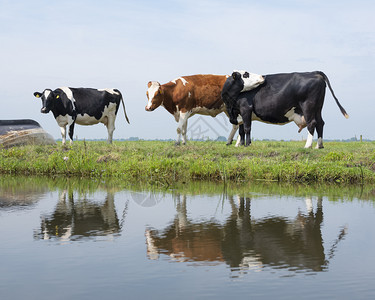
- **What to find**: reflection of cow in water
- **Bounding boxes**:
[36,190,127,241]
[223,196,326,272]
[146,194,347,273]
[146,195,223,263]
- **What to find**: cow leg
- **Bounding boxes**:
[106,115,115,144]
[314,113,325,149]
[181,116,188,145]
[240,108,252,147]
[235,135,241,147]
[305,132,314,148]
[60,126,67,145]
[304,119,317,149]
[244,123,252,147]
[226,124,239,145]
[68,123,75,145]
[301,103,317,149]
[176,111,190,145]
[316,137,323,149]
[237,124,245,146]
[302,86,325,149]
[303,112,323,149]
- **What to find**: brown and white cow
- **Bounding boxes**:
[145,74,264,145]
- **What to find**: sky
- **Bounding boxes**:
[0,0,374,142]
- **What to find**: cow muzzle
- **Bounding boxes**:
[41,107,49,113]
[145,105,154,112]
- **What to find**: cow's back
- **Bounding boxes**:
[70,88,121,121]
[257,72,325,100]
[167,75,227,111]
[248,72,327,123]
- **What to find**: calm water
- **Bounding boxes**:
[1,176,375,300]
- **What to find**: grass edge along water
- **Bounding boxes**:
[0,140,374,185]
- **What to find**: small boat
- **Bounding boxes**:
[0,119,56,148]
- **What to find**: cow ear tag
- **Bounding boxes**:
[35,94,40,98]
[56,95,60,99]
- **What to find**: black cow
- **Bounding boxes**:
[34,87,130,144]
[221,71,349,148]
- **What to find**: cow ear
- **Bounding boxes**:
[54,91,61,100]
[232,72,238,80]
[34,92,42,98]
[147,81,152,88]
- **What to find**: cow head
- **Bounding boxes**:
[233,70,265,92]
[222,71,264,105]
[221,71,264,125]
[146,81,164,111]
[34,89,61,114]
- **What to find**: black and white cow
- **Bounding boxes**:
[34,87,130,144]
[221,71,349,148]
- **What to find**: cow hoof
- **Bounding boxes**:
[175,141,181,146]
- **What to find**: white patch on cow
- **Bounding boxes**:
[43,89,51,99]
[146,81,160,110]
[305,132,314,148]
[188,92,191,98]
[98,88,119,95]
[171,77,188,86]
[285,107,304,125]
[233,70,265,92]
[284,107,306,132]
[55,114,75,128]
[76,114,100,126]
[59,87,76,110]
[284,107,296,120]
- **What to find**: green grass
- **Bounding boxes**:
[0,140,374,184]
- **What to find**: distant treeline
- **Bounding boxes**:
[60,136,373,142]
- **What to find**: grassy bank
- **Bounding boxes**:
[0,140,374,184]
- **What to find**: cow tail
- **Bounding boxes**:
[318,71,349,119]
[115,89,130,124]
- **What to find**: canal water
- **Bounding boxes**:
[1,176,375,299]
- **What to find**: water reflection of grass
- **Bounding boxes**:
[0,140,374,184]
[1,174,374,202]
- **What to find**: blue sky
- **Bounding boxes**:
[0,0,374,141]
